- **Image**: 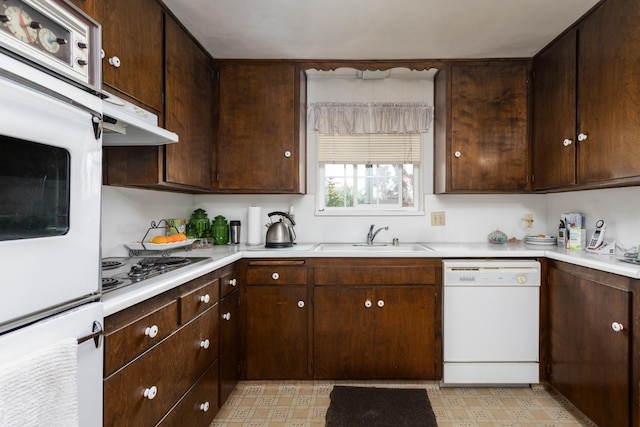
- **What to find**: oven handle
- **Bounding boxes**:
[0,67,103,140]
[77,320,103,349]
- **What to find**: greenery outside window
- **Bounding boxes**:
[317,133,422,214]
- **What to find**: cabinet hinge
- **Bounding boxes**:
[216,173,220,182]
[216,70,220,80]
[531,174,535,183]
[237,363,241,375]
[546,363,551,375]
[161,92,165,103]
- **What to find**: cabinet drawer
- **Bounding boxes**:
[246,266,307,285]
[104,305,219,427]
[314,265,435,286]
[179,279,219,324]
[220,270,239,298]
[158,361,219,426]
[104,299,179,376]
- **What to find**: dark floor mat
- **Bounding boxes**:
[325,385,438,427]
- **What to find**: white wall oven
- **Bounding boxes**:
[0,1,103,424]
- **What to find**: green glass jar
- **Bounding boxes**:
[189,208,209,238]
[211,215,229,245]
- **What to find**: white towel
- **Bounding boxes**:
[0,337,78,427]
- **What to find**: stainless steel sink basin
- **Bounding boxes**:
[314,243,433,252]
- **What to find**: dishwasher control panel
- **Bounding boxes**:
[443,260,541,286]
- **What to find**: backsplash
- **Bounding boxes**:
[101,185,640,257]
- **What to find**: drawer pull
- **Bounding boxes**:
[612,322,624,332]
[200,339,210,349]
[272,272,280,280]
[297,300,305,308]
[364,299,372,308]
[199,401,210,412]
[229,278,237,287]
[144,325,159,338]
[199,294,211,304]
[222,312,232,321]
[143,386,157,400]
[377,299,385,308]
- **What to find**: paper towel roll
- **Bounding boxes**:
[247,206,263,245]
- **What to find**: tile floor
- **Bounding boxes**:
[211,381,597,427]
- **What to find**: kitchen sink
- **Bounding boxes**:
[313,243,434,252]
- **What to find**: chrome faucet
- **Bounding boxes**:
[367,224,389,245]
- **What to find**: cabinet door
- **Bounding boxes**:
[532,30,577,190]
[577,0,640,184]
[94,0,163,111]
[245,286,308,379]
[165,15,214,190]
[219,290,240,407]
[313,287,375,378]
[549,267,630,427]
[217,63,302,193]
[374,287,437,378]
[448,62,529,192]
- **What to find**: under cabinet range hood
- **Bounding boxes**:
[101,92,178,146]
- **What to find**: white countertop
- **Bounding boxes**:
[102,241,640,316]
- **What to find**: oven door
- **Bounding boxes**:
[0,55,103,329]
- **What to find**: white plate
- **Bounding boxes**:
[525,239,557,246]
[125,239,197,251]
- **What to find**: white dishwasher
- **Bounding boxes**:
[442,259,540,386]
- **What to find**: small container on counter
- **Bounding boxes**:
[230,220,241,244]
[212,215,229,245]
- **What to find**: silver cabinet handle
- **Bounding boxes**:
[199,294,210,304]
[284,150,292,158]
[200,339,210,349]
[454,151,461,158]
[577,133,588,142]
[377,299,385,308]
[229,278,237,287]
[271,272,280,280]
[222,312,231,321]
[562,138,573,147]
[199,401,210,412]
[612,322,624,332]
[297,300,305,308]
[364,299,372,308]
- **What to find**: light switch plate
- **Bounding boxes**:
[431,211,446,226]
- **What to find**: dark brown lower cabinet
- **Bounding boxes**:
[219,288,240,406]
[548,261,632,427]
[312,258,441,380]
[314,285,437,379]
[245,286,309,379]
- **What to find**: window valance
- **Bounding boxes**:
[309,102,433,134]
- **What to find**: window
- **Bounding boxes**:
[309,100,432,215]
[317,133,422,214]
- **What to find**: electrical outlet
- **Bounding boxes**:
[431,211,446,226]
[522,213,534,228]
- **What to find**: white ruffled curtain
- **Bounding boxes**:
[309,102,434,134]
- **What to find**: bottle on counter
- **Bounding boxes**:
[230,220,241,244]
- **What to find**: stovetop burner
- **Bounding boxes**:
[102,260,124,270]
[102,277,123,291]
[101,256,211,294]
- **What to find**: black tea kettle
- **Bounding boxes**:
[265,211,296,248]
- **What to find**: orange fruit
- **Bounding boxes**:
[151,235,169,244]
[175,233,187,241]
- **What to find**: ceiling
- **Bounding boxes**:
[162,0,600,60]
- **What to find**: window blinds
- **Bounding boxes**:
[317,133,421,164]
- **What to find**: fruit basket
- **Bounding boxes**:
[125,219,198,256]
